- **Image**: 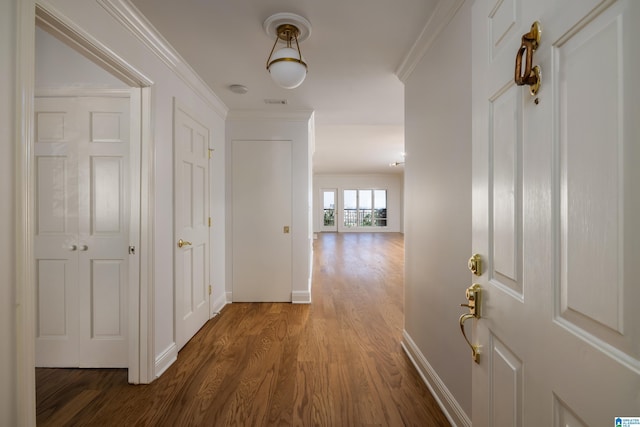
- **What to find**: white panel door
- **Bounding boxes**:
[232,140,292,302]
[35,96,130,368]
[174,103,210,350]
[471,1,640,425]
[34,98,80,366]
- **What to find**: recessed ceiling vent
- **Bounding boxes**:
[264,99,288,105]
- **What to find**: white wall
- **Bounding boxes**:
[226,111,314,303]
[33,0,228,376]
[1,1,18,424]
[36,26,128,89]
[402,1,472,424]
[313,174,403,233]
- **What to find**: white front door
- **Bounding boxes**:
[174,103,210,350]
[35,96,130,367]
[470,1,640,425]
[232,140,292,302]
[320,189,338,232]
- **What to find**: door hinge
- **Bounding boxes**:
[208,148,214,159]
[208,217,212,227]
[208,285,212,295]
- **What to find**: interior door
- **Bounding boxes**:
[174,103,210,350]
[470,1,640,425]
[320,188,338,232]
[35,96,130,367]
[232,140,292,302]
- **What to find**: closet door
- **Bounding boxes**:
[34,97,80,366]
[35,96,130,368]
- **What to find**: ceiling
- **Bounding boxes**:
[130,0,439,174]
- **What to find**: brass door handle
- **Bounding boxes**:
[515,21,542,95]
[460,313,480,364]
[459,284,482,363]
[177,239,192,248]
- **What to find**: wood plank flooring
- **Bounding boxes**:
[36,232,450,426]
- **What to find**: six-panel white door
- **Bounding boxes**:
[174,103,210,350]
[471,0,640,425]
[35,96,130,367]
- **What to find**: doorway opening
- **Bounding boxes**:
[17,3,155,423]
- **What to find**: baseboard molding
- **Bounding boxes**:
[402,331,471,427]
[211,293,227,316]
[154,343,177,378]
[292,290,311,304]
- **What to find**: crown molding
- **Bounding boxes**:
[395,0,466,82]
[97,0,229,118]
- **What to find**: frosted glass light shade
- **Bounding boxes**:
[268,47,307,89]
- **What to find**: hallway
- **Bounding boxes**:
[36,232,450,426]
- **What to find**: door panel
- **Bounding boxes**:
[35,99,80,367]
[471,0,640,425]
[35,96,129,368]
[232,140,292,302]
[490,84,522,296]
[174,103,210,350]
[79,97,129,367]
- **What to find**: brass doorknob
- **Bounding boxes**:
[177,239,192,248]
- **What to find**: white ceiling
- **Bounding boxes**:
[130,0,439,174]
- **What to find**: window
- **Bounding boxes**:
[343,189,387,228]
[323,191,335,226]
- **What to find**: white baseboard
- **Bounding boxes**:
[154,343,177,378]
[402,330,471,427]
[292,290,311,304]
[211,293,227,316]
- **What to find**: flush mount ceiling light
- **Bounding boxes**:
[264,13,311,89]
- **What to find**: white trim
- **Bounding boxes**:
[210,293,227,317]
[97,0,228,118]
[17,1,37,425]
[402,330,471,427]
[292,290,311,304]
[226,291,233,302]
[154,343,177,378]
[138,86,155,383]
[35,88,132,97]
[395,0,466,82]
[127,88,142,384]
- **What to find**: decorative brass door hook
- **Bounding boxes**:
[515,21,542,95]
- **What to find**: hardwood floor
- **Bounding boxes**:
[36,232,450,426]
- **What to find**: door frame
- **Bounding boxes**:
[17,2,155,423]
